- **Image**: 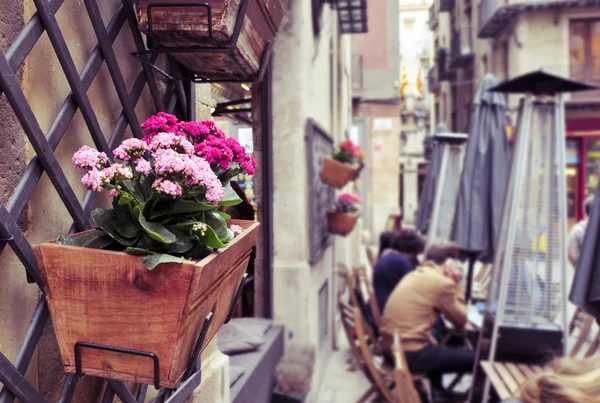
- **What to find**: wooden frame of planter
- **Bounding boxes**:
[327,210,360,236]
[33,219,259,388]
[134,0,287,82]
[321,157,360,189]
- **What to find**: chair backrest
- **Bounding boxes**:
[392,330,422,403]
[355,265,382,327]
[344,268,379,343]
[474,263,492,284]
[568,308,598,358]
[338,299,371,379]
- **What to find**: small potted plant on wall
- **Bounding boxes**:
[33,113,259,388]
[321,139,363,188]
[327,193,361,236]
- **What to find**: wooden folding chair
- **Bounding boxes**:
[471,263,492,302]
[338,299,423,402]
[481,307,599,399]
[366,246,377,270]
[354,265,382,328]
[392,330,422,403]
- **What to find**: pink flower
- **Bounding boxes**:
[134,158,152,175]
[183,155,225,204]
[102,164,133,185]
[81,168,104,192]
[113,138,147,162]
[141,112,179,135]
[230,225,243,237]
[178,121,212,139]
[153,148,187,175]
[108,188,120,198]
[226,137,256,175]
[72,145,109,170]
[148,132,194,155]
[239,155,257,175]
[152,177,182,197]
[339,193,361,204]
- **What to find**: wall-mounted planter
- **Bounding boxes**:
[321,157,359,189]
[327,211,360,236]
[135,0,287,82]
[34,220,259,388]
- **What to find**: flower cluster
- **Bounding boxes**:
[140,113,257,176]
[72,146,109,170]
[230,225,244,237]
[332,139,363,165]
[332,193,361,213]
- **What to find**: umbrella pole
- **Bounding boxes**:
[465,251,479,303]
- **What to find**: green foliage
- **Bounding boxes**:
[59,181,243,269]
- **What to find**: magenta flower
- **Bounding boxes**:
[230,225,243,237]
[113,138,147,162]
[141,112,179,135]
[72,145,109,170]
[81,168,104,192]
[134,158,152,175]
[152,177,182,198]
[194,137,233,171]
[178,121,212,140]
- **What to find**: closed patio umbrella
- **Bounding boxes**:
[415,123,447,234]
[570,190,600,322]
[451,73,510,301]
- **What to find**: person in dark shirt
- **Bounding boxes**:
[378,230,396,258]
[373,229,425,312]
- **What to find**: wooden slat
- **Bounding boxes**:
[570,316,594,357]
[493,363,520,394]
[505,363,526,386]
[530,365,544,373]
[517,364,535,378]
[481,361,512,400]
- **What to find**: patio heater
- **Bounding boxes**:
[470,71,596,402]
[425,132,468,249]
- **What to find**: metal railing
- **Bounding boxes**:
[450,26,474,69]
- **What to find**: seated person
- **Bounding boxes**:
[377,230,397,258]
[373,229,425,313]
[380,242,474,400]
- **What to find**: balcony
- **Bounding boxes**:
[428,67,440,93]
[429,4,439,30]
[436,48,456,81]
[478,0,597,38]
[439,0,455,12]
[450,27,474,69]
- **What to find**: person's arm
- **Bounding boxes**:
[567,226,581,267]
[437,282,467,328]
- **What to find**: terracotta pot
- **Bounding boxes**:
[321,157,359,189]
[135,0,287,82]
[33,220,259,388]
[327,211,360,237]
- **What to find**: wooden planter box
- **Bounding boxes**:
[33,219,259,388]
[321,157,359,189]
[135,0,287,81]
[327,211,360,236]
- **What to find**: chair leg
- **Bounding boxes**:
[357,385,378,403]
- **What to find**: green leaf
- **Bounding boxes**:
[58,230,116,250]
[125,247,153,256]
[91,208,138,246]
[199,224,227,249]
[204,210,228,239]
[117,192,134,206]
[218,211,231,220]
[221,228,234,243]
[165,230,194,254]
[150,199,215,220]
[114,212,139,239]
[141,253,185,270]
[218,182,242,207]
[184,243,213,260]
[134,206,176,244]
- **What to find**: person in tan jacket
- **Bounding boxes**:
[380,242,474,400]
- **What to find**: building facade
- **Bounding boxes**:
[429,0,600,229]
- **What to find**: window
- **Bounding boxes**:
[570,19,600,85]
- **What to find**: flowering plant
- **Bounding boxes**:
[59,114,256,270]
[331,193,360,213]
[331,139,363,165]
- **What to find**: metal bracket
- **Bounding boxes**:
[225,272,248,324]
[74,342,161,389]
[130,0,272,83]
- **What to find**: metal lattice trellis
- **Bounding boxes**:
[0,0,245,401]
